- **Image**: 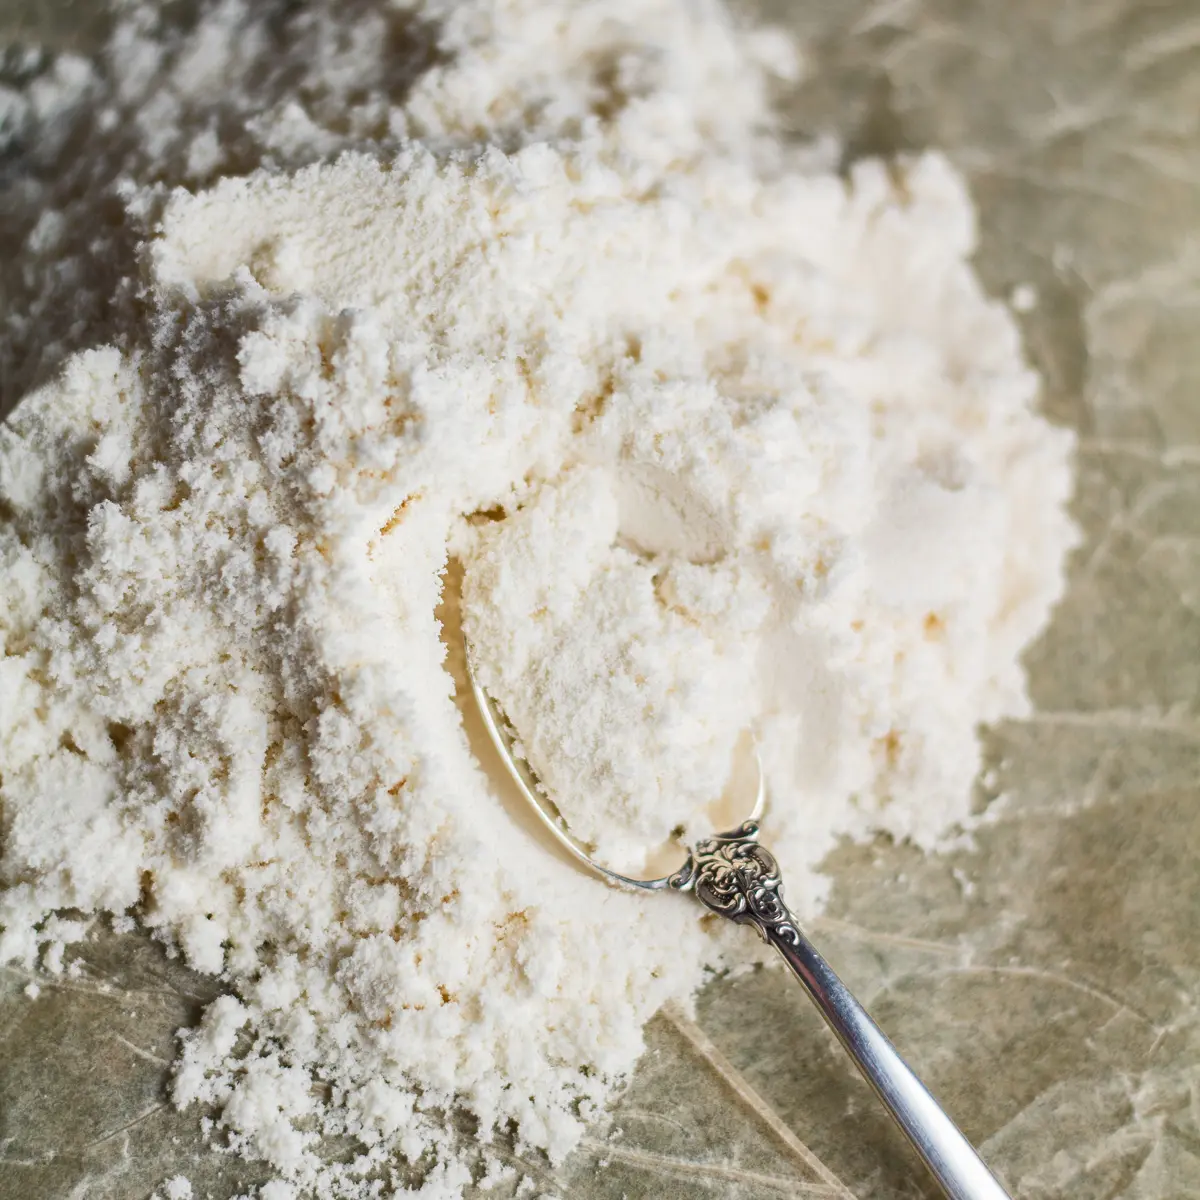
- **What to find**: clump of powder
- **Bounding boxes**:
[0,1,1076,1197]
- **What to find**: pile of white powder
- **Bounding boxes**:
[0,1,1077,1196]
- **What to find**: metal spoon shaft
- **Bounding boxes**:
[673,823,1010,1200]
[765,923,1009,1200]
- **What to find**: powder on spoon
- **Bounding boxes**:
[0,1,1076,1196]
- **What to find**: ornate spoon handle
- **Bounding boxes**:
[670,822,1011,1200]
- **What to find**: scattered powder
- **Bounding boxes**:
[156,1177,195,1200]
[1010,282,1039,313]
[0,1,1077,1197]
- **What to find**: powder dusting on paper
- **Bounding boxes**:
[0,0,1076,1196]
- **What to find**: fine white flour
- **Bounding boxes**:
[0,1,1076,1197]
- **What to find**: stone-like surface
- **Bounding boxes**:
[3,0,1200,1197]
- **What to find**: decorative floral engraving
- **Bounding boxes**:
[670,821,802,946]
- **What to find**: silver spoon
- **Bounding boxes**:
[466,656,1011,1200]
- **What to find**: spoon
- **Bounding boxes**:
[466,655,1012,1200]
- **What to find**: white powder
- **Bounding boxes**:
[156,1177,194,1200]
[0,1,1076,1197]
[1011,282,1039,313]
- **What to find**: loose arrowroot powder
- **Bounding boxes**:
[0,1,1077,1196]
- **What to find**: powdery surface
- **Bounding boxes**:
[0,1,1076,1196]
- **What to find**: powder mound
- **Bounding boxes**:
[0,1,1075,1196]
